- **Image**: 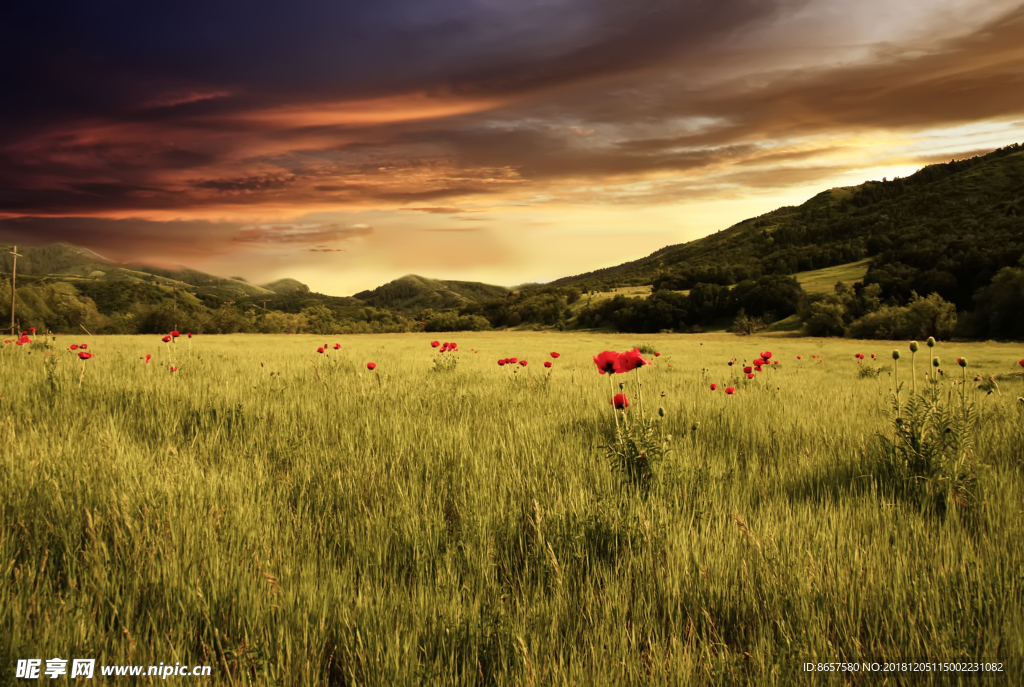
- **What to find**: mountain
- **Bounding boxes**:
[553,143,1024,311]
[2,142,1022,338]
[263,278,310,295]
[354,274,510,313]
[0,242,112,275]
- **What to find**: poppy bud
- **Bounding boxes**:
[958,357,967,367]
[658,407,665,417]
[910,341,919,352]
[892,350,900,360]
[932,357,940,367]
[927,337,936,348]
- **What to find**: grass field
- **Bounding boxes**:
[2,333,1022,685]
[795,260,872,294]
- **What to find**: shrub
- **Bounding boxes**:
[871,346,984,522]
[846,293,957,340]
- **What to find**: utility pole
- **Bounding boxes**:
[8,245,21,337]
[260,299,268,315]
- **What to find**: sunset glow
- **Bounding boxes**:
[3,0,1024,293]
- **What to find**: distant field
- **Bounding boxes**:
[794,258,872,294]
[2,332,1022,684]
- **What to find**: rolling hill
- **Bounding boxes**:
[354,275,510,313]
[2,142,1022,337]
[553,142,1024,311]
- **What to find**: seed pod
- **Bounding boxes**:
[909,341,919,352]
[892,350,901,360]
[927,336,936,348]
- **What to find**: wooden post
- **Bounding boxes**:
[8,245,21,336]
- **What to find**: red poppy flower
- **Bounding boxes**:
[69,344,79,350]
[754,358,765,367]
[1019,359,1024,368]
[747,373,755,379]
[15,341,23,346]
[550,352,560,358]
[145,354,152,363]
[450,342,457,348]
[544,361,552,368]
[508,357,518,364]
[188,332,193,338]
[593,350,623,374]
[170,366,178,372]
[797,355,802,359]
[498,359,506,366]
[162,335,171,342]
[725,387,736,395]
[754,365,763,373]
[316,347,324,353]
[619,348,651,370]
[367,362,377,370]
[333,343,341,350]
[654,352,661,357]
[519,360,528,366]
[28,327,35,334]
[610,393,629,409]
[20,331,27,336]
[710,383,717,390]
[743,366,753,374]
[773,360,780,365]
[871,354,876,359]
[760,351,772,361]
[78,351,93,360]
[170,330,180,338]
[80,343,88,349]
[3,340,8,344]
[431,341,440,348]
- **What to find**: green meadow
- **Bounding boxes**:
[1,333,1022,685]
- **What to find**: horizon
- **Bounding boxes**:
[3,1,1024,296]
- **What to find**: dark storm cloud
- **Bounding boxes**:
[2,0,1023,222]
[1,0,788,129]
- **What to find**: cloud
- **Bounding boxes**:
[419,227,481,232]
[232,223,373,244]
[1,0,1023,253]
[402,206,467,214]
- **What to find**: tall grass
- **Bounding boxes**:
[1,333,1022,685]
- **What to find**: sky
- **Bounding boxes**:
[2,0,1024,295]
